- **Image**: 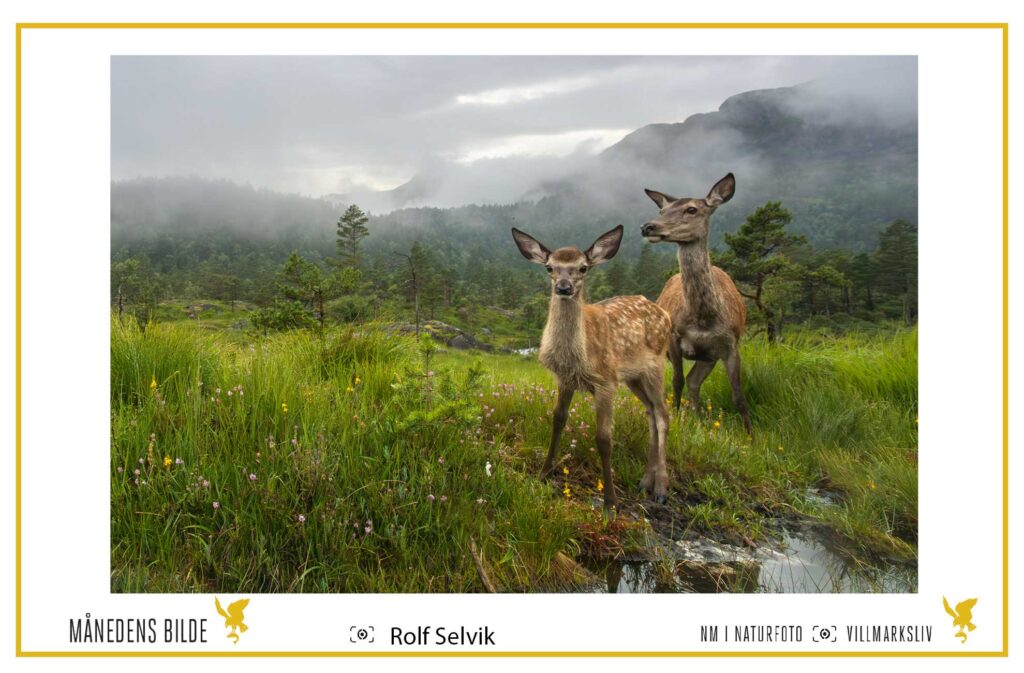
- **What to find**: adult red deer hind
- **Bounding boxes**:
[640,173,753,436]
[511,225,673,511]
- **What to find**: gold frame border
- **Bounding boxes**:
[14,20,1007,655]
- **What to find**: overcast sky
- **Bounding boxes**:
[111,55,915,203]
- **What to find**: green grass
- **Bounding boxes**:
[111,316,917,592]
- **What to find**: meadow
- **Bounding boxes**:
[110,310,917,593]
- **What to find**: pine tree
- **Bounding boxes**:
[718,201,806,342]
[873,219,918,324]
[334,204,370,269]
[634,243,673,299]
[275,251,337,332]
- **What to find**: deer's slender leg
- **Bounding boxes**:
[723,348,753,437]
[541,384,574,479]
[625,378,658,496]
[640,366,671,503]
[686,360,715,415]
[594,387,617,514]
[668,339,685,413]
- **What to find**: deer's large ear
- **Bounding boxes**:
[511,228,551,264]
[705,173,736,207]
[644,188,676,210]
[585,225,624,266]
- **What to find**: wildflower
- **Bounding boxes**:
[116,466,123,474]
[133,469,140,477]
[297,514,306,523]
[346,385,354,393]
[485,461,493,477]
[227,390,233,396]
[249,473,257,482]
[562,466,569,476]
[867,479,877,491]
[364,520,373,534]
[438,456,445,465]
[563,484,571,498]
[212,501,220,510]
[281,402,288,414]
[163,455,172,469]
[440,495,448,503]
[427,494,436,503]
[597,479,604,493]
[476,498,485,505]
[175,457,184,465]
[202,480,210,489]
[777,445,784,453]
[354,376,361,385]
[713,420,721,430]
[150,375,157,390]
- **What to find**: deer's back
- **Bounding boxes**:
[656,267,746,338]
[585,296,671,379]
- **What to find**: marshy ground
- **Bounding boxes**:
[111,310,917,593]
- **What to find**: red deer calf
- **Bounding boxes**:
[512,225,673,511]
[640,173,753,436]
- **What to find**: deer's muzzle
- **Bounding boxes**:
[554,281,574,296]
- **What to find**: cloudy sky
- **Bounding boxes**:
[111,55,914,205]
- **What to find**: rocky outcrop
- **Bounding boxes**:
[390,320,494,351]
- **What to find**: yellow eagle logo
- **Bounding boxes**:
[214,597,250,644]
[942,596,977,644]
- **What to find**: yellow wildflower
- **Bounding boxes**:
[596,479,604,493]
[867,479,877,491]
[563,484,571,498]
[777,445,784,453]
[150,375,157,390]
[354,376,362,385]
[281,402,288,414]
[562,466,569,476]
[346,385,355,393]
[163,455,172,469]
[713,420,721,430]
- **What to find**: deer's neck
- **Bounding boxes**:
[677,242,724,326]
[539,295,590,378]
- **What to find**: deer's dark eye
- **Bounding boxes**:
[545,265,553,273]
[686,206,698,215]
[579,266,588,274]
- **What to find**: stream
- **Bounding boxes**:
[581,489,917,594]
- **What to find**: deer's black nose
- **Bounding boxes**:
[555,281,573,296]
[641,222,657,236]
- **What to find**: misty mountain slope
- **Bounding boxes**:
[582,83,917,248]
[360,81,916,251]
[111,81,916,270]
